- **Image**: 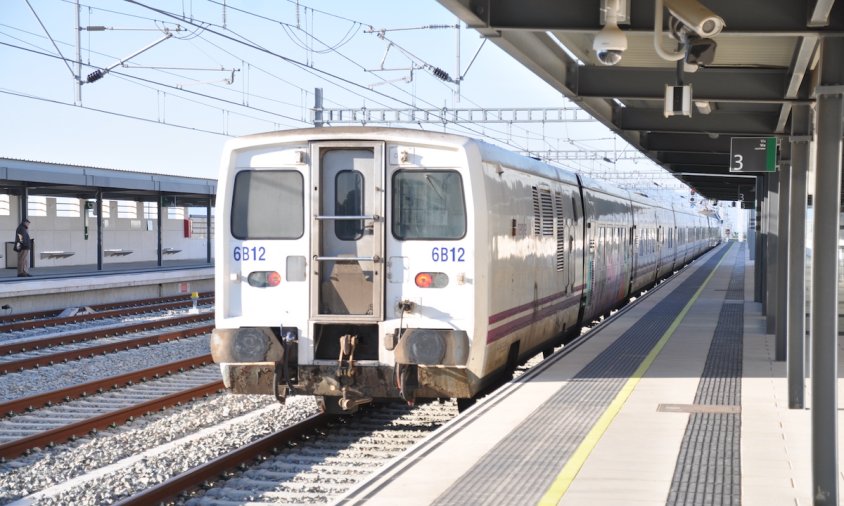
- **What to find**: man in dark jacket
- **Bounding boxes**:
[15,218,32,277]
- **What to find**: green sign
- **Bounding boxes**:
[729,137,777,173]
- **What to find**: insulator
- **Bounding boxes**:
[87,69,104,83]
[431,67,451,82]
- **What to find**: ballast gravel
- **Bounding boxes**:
[0,393,320,505]
[0,335,211,402]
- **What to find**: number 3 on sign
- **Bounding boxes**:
[431,247,465,262]
[732,154,743,171]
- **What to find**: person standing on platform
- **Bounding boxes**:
[14,218,32,277]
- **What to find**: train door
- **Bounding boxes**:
[554,191,570,293]
[309,143,385,323]
[629,213,638,294]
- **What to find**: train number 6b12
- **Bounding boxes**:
[432,247,465,262]
[233,246,266,261]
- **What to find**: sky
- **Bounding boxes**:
[0,0,743,231]
[0,0,641,177]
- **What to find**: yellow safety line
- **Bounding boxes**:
[538,243,733,506]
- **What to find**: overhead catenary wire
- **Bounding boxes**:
[0,40,306,129]
[0,20,319,116]
[9,1,681,190]
[8,0,608,160]
[24,0,78,81]
[0,87,231,136]
[122,0,542,154]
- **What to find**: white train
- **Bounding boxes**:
[212,127,719,412]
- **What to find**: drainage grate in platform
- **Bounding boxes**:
[658,403,741,414]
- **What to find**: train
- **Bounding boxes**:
[211,127,720,412]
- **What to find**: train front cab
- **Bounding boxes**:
[212,132,479,412]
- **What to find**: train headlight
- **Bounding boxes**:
[247,271,282,287]
[414,272,448,288]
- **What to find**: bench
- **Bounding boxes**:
[40,251,76,259]
[162,248,182,255]
[104,249,133,257]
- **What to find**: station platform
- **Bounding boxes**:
[0,258,211,281]
[0,259,213,313]
[337,242,834,506]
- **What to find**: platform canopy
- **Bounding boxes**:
[437,0,843,207]
[0,158,215,206]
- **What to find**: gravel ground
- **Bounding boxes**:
[0,393,320,505]
[0,335,211,402]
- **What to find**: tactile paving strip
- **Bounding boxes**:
[666,244,745,506]
[432,245,733,506]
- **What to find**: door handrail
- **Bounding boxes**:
[314,255,382,263]
[315,214,380,221]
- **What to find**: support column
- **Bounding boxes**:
[754,177,764,302]
[157,197,163,267]
[747,208,756,257]
[314,88,324,127]
[96,191,103,271]
[765,172,779,333]
[776,151,790,361]
[788,104,810,408]
[206,198,213,264]
[811,36,844,506]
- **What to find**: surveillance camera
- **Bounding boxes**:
[664,0,725,38]
[593,21,627,65]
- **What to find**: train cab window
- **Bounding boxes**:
[231,170,304,239]
[392,170,466,240]
[335,170,364,240]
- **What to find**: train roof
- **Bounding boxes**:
[228,126,581,186]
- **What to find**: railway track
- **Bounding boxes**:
[0,356,220,460]
[0,292,213,326]
[0,314,213,374]
[0,296,214,345]
[117,400,458,505]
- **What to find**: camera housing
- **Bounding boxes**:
[593,0,627,65]
[664,0,725,38]
[593,26,627,65]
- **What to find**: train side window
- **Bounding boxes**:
[392,170,466,240]
[231,170,304,239]
[335,170,364,240]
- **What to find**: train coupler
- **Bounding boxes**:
[336,334,358,377]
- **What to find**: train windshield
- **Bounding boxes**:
[230,169,304,239]
[392,170,466,240]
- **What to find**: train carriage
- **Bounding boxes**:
[628,191,662,295]
[212,127,717,412]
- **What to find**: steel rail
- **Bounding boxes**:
[0,297,214,333]
[0,354,214,416]
[113,412,331,506]
[0,313,212,357]
[0,380,223,460]
[0,324,213,373]
[0,292,214,325]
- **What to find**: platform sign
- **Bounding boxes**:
[729,137,777,173]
